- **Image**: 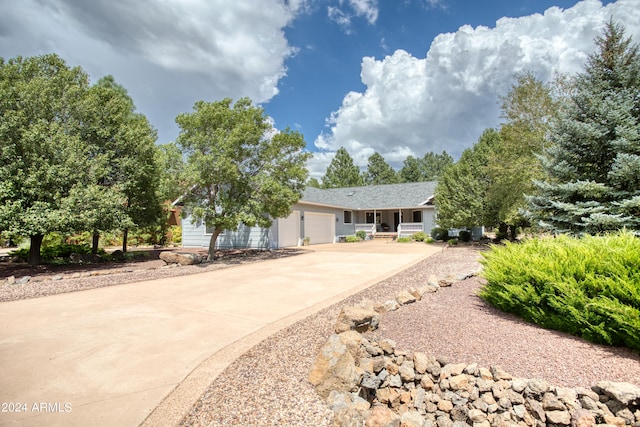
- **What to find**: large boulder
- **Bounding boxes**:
[308,334,360,399]
[159,251,202,265]
[335,305,380,333]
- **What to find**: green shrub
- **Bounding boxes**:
[355,230,367,241]
[396,237,412,243]
[458,230,471,242]
[10,242,106,263]
[479,231,640,351]
[345,235,360,243]
[430,227,448,241]
[411,231,428,242]
[425,237,435,244]
[448,238,459,245]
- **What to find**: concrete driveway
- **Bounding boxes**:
[0,240,440,427]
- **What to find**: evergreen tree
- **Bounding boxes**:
[364,152,398,185]
[422,151,453,180]
[399,156,423,182]
[321,147,363,188]
[527,21,640,234]
[435,129,501,230]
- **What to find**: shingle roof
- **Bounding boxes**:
[301,181,437,210]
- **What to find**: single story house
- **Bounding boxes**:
[181,181,438,249]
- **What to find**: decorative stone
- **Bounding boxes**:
[407,286,424,300]
[399,361,416,382]
[16,276,31,284]
[545,410,571,425]
[382,299,400,312]
[467,409,487,423]
[401,410,425,427]
[572,409,596,427]
[595,381,640,405]
[335,306,380,333]
[308,334,359,398]
[365,405,400,427]
[159,251,202,265]
[396,290,416,306]
[7,275,16,285]
[379,339,396,355]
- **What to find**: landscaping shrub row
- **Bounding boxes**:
[479,231,640,351]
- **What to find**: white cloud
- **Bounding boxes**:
[310,0,640,178]
[328,0,378,33]
[0,0,309,143]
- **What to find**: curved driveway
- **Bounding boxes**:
[0,240,440,426]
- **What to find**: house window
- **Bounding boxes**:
[344,210,352,224]
[412,210,422,223]
[365,211,381,224]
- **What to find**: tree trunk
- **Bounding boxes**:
[28,234,44,267]
[122,228,128,253]
[207,227,222,261]
[92,230,100,255]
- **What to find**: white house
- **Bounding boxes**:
[181,181,438,249]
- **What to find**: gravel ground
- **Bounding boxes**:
[0,248,306,302]
[180,245,640,427]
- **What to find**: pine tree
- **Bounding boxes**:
[321,147,363,188]
[364,152,398,185]
[528,21,640,234]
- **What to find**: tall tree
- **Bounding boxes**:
[77,75,162,253]
[422,151,453,180]
[0,54,90,266]
[364,152,398,185]
[527,21,640,234]
[321,147,363,188]
[399,156,423,183]
[156,141,185,202]
[176,98,310,260]
[485,72,559,238]
[435,129,501,230]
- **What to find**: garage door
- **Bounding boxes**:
[277,211,300,247]
[304,212,335,244]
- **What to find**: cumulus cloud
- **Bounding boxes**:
[0,0,308,143]
[310,0,640,177]
[328,0,378,33]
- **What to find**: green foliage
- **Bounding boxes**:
[10,242,105,262]
[425,237,435,244]
[430,227,448,241]
[448,238,459,245]
[356,230,367,240]
[321,147,363,188]
[435,129,501,230]
[363,152,398,185]
[176,97,310,259]
[458,230,471,242]
[411,231,428,242]
[345,235,360,243]
[400,151,453,183]
[480,231,640,351]
[528,21,640,234]
[396,237,412,243]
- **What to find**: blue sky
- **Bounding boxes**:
[1,0,637,178]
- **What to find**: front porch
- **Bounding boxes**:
[352,208,426,238]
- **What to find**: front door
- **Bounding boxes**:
[393,212,403,232]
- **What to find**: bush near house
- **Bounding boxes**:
[345,235,360,243]
[430,227,448,241]
[411,231,428,242]
[396,237,412,243]
[458,230,471,242]
[355,230,367,241]
[479,231,640,351]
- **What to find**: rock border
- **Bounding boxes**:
[309,273,640,427]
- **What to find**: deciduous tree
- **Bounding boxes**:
[176,98,310,259]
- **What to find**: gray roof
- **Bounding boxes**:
[301,181,437,210]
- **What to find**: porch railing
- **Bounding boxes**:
[355,223,376,236]
[397,222,423,237]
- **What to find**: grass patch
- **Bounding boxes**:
[479,231,640,351]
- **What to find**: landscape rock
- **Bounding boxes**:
[308,334,359,398]
[396,290,416,306]
[595,381,640,405]
[335,306,380,333]
[16,276,31,284]
[159,251,202,265]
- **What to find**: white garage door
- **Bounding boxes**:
[277,211,300,247]
[304,212,335,244]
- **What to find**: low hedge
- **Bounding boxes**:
[479,231,640,351]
